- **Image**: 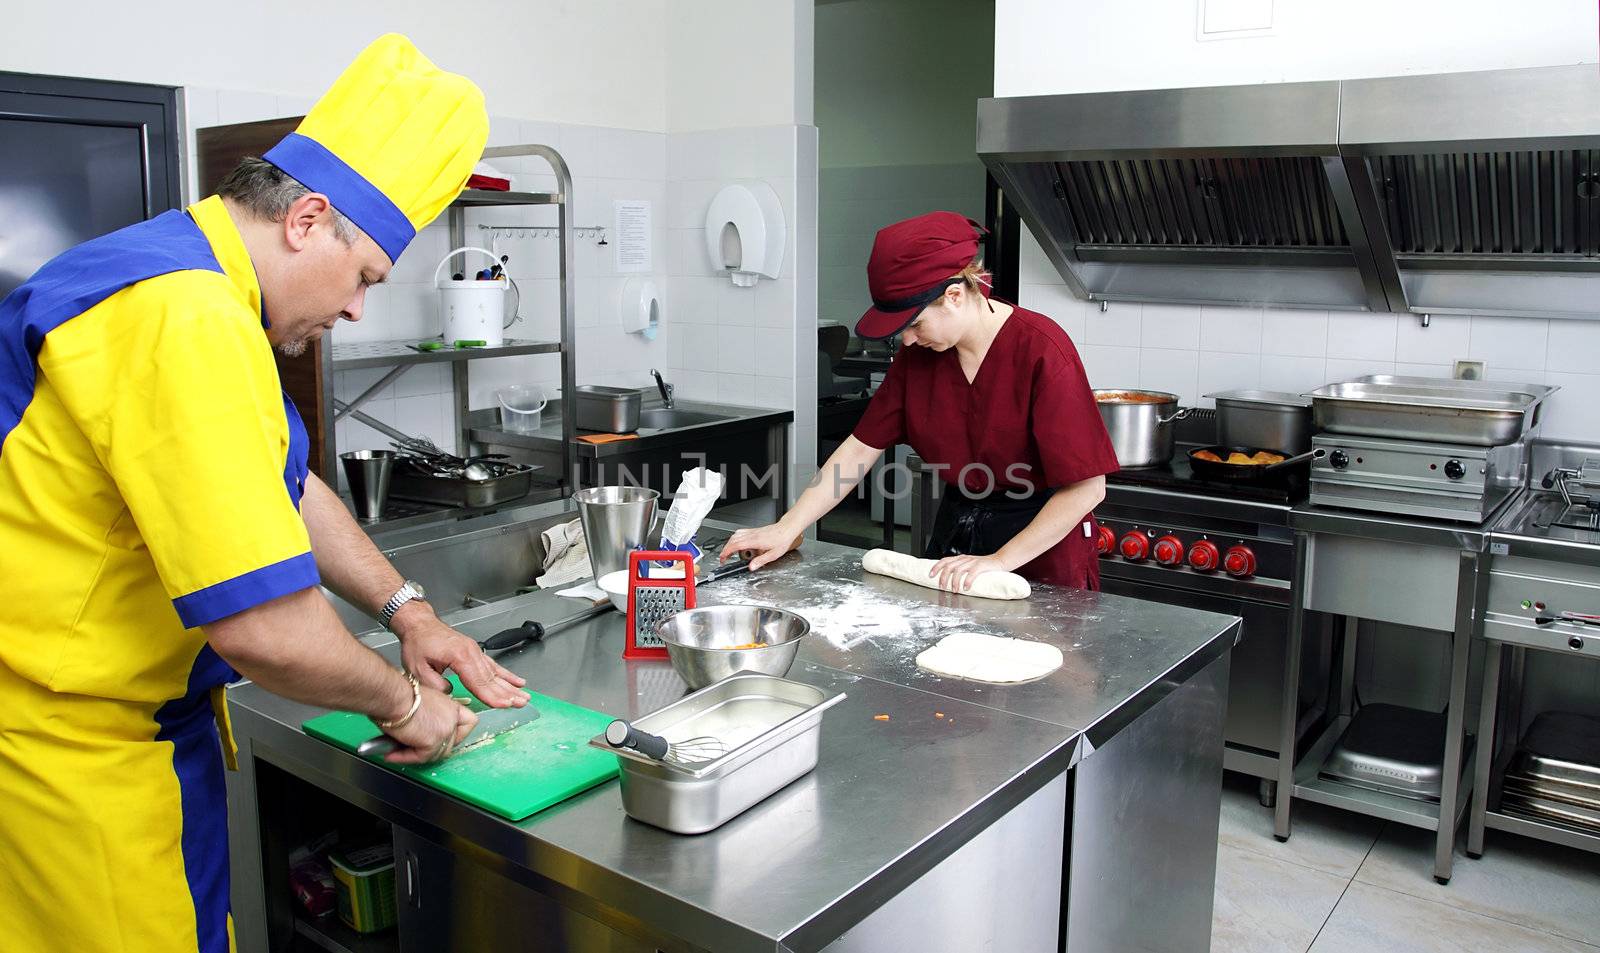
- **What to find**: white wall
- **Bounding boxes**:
[3,1,670,131]
[995,0,1597,97]
[666,0,813,132]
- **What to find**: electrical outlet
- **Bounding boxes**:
[1454,360,1485,380]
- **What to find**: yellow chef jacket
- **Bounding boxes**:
[0,195,318,953]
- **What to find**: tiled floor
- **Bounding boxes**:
[1212,774,1600,953]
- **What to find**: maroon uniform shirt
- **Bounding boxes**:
[851,305,1119,589]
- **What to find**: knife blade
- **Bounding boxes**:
[355,702,539,758]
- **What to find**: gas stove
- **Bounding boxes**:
[1100,445,1303,599]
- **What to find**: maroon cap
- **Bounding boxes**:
[855,211,989,340]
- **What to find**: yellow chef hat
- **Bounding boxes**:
[263,34,488,262]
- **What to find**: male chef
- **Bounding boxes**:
[0,34,528,952]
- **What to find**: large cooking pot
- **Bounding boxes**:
[1093,389,1191,468]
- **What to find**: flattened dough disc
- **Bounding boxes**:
[861,548,1030,600]
[915,632,1063,684]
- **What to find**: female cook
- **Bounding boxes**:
[722,211,1119,591]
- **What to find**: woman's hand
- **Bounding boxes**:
[929,553,1012,593]
[720,523,804,571]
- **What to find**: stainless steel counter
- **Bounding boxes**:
[227,536,1239,952]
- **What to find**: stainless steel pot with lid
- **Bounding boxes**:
[1093,389,1191,469]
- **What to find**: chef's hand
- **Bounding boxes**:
[392,606,529,709]
[929,554,1011,593]
[383,686,478,766]
[720,523,803,571]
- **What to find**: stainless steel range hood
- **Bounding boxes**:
[979,65,1600,319]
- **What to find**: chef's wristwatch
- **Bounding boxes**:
[380,580,427,630]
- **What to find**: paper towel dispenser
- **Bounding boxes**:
[705,182,786,287]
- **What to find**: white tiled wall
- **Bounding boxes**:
[187,89,819,494]
[664,123,819,489]
[817,162,987,327]
[1018,231,1600,442]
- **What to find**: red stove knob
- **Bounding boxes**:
[1096,525,1117,556]
[1224,545,1257,578]
[1188,539,1221,572]
[1153,535,1185,566]
[1119,532,1150,562]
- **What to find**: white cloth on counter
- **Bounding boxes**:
[557,580,607,601]
[535,519,591,589]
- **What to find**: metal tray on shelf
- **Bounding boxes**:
[1308,375,1556,446]
[590,672,846,834]
[388,465,537,509]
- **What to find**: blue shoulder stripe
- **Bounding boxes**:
[0,211,223,454]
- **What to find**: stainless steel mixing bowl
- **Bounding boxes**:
[656,604,811,689]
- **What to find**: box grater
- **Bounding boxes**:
[625,550,695,660]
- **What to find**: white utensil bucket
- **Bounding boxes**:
[436,246,510,346]
[497,385,548,432]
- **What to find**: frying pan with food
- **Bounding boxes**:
[1188,445,1324,482]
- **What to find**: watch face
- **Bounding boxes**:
[409,581,425,599]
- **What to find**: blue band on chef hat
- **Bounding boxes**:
[262,133,415,263]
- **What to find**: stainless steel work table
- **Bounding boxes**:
[227,537,1239,953]
[1274,502,1496,883]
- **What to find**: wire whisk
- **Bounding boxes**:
[605,720,727,765]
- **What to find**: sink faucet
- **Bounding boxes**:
[651,368,675,409]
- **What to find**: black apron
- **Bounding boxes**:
[924,489,1054,560]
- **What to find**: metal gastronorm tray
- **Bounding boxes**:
[590,672,845,834]
[1308,375,1555,446]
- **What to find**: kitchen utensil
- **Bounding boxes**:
[655,603,810,690]
[1207,389,1314,453]
[574,485,660,580]
[1187,445,1323,483]
[575,384,643,433]
[588,673,846,834]
[497,384,547,433]
[303,681,618,822]
[435,247,512,347]
[1308,376,1556,446]
[701,557,752,584]
[598,570,631,611]
[340,450,396,520]
[353,702,539,758]
[625,550,694,660]
[1093,389,1192,468]
[478,603,613,652]
[604,719,727,765]
[388,459,536,509]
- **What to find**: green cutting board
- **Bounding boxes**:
[302,682,619,822]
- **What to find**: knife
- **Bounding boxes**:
[355,703,539,758]
[477,602,613,652]
[701,556,752,584]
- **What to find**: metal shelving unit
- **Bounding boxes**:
[330,339,560,371]
[321,144,578,526]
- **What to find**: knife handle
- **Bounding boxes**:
[604,719,670,760]
[355,735,399,757]
[480,620,545,652]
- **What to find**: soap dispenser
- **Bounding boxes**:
[703,182,786,287]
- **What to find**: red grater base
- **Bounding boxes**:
[624,550,695,660]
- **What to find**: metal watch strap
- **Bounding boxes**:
[380,580,425,629]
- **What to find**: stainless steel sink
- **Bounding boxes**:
[637,408,728,429]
